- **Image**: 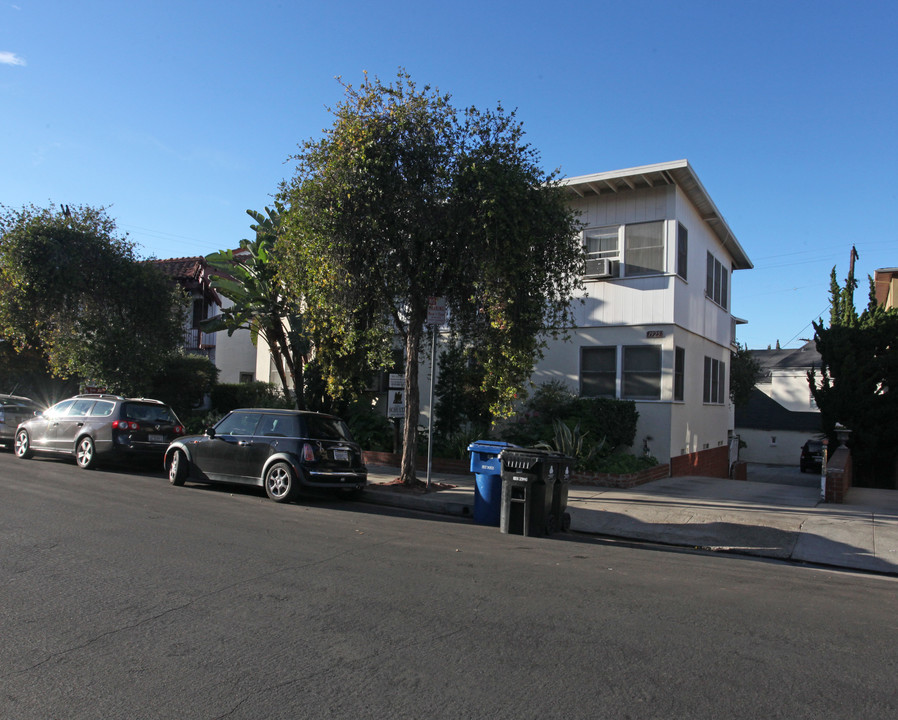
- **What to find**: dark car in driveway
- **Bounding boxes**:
[800,439,825,473]
[164,408,367,503]
[15,394,184,468]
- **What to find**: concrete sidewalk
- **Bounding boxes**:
[362,465,898,576]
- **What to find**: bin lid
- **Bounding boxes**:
[499,447,552,470]
[468,440,519,453]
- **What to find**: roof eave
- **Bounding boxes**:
[559,160,753,271]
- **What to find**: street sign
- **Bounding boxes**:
[427,297,448,326]
[389,373,404,390]
[387,390,405,419]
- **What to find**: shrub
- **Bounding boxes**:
[500,381,639,455]
[343,400,393,451]
[210,381,292,414]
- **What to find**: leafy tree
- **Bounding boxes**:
[432,335,492,442]
[729,342,763,406]
[201,205,309,408]
[810,272,898,487]
[280,71,583,485]
[0,203,185,396]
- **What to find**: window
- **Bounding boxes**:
[674,347,685,401]
[622,346,662,400]
[89,401,115,417]
[583,227,619,259]
[676,223,688,280]
[703,356,727,404]
[257,413,299,438]
[624,222,665,277]
[583,221,665,277]
[580,347,616,398]
[706,253,729,309]
[69,399,96,416]
[216,412,261,436]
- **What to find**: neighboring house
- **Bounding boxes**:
[734,341,822,465]
[873,267,898,310]
[152,257,257,384]
[524,160,753,472]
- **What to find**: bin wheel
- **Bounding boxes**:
[545,515,558,536]
[561,512,572,532]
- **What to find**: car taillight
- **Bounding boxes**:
[302,443,316,462]
[113,420,140,431]
[173,425,184,435]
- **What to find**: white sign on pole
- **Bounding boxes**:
[387,390,405,419]
[388,373,404,390]
[427,296,448,326]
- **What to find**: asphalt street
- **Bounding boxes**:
[2,452,897,719]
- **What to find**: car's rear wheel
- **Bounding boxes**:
[167,449,187,486]
[76,436,96,469]
[15,429,32,459]
[264,462,296,503]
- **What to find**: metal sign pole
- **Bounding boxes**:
[426,325,436,489]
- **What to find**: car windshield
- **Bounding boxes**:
[123,402,178,424]
[304,415,353,442]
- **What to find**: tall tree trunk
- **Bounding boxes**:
[400,323,422,486]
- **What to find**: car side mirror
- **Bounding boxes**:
[204,427,216,439]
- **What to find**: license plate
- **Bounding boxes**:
[334,449,349,462]
[149,434,164,443]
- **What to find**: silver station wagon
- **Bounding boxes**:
[15,394,184,468]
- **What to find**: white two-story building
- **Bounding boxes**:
[529,160,752,472]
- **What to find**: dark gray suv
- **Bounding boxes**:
[15,394,184,469]
[164,408,367,503]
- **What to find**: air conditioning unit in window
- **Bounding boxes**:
[584,258,614,279]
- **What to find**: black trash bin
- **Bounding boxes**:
[499,448,556,537]
[547,454,573,532]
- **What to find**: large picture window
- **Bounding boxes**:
[624,221,665,277]
[583,221,666,277]
[580,347,617,397]
[622,345,662,400]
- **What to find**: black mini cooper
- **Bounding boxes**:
[164,408,367,502]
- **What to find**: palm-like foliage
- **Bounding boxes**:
[537,419,604,470]
[202,205,309,407]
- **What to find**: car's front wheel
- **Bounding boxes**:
[264,462,296,503]
[167,449,187,486]
[76,436,96,469]
[15,429,32,459]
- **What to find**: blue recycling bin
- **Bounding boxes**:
[468,440,517,526]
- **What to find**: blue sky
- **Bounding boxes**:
[2,0,896,350]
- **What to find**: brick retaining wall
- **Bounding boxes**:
[669,445,730,479]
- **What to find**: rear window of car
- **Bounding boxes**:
[303,415,353,442]
[123,402,178,424]
[805,441,823,452]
